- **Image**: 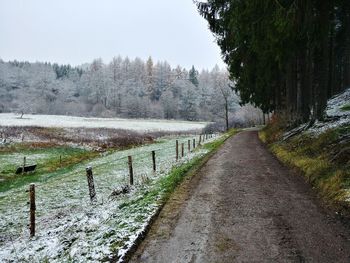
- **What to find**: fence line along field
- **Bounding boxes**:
[0,131,220,262]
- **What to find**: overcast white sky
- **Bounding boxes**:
[0,0,225,70]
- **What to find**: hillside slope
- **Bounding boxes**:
[260,89,350,212]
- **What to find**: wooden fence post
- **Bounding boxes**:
[85,166,97,202]
[181,143,184,157]
[193,138,196,149]
[199,135,202,145]
[128,156,134,185]
[23,156,26,174]
[176,140,179,161]
[29,183,35,237]
[152,150,156,172]
[188,140,191,153]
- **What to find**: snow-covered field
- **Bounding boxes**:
[0,134,221,262]
[0,113,208,132]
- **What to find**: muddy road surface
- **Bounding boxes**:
[129,131,350,263]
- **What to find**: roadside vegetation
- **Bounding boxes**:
[260,118,350,212]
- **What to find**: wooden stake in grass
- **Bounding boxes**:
[85,166,97,202]
[176,140,179,161]
[23,156,26,174]
[181,143,184,157]
[188,140,191,153]
[128,156,134,185]
[193,138,196,149]
[29,183,35,237]
[59,155,62,166]
[152,150,156,172]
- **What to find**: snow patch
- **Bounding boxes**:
[308,88,350,135]
[325,88,350,117]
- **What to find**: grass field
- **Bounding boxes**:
[0,133,223,262]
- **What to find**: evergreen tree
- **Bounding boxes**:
[197,0,350,123]
[189,65,199,87]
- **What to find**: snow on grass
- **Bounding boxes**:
[0,113,208,132]
[325,88,350,117]
[0,134,222,262]
[307,88,350,135]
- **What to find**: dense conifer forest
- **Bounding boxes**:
[198,0,350,124]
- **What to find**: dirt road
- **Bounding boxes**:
[129,131,350,263]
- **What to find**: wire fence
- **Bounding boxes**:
[0,133,219,247]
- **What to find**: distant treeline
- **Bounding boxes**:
[0,57,241,122]
[198,0,350,123]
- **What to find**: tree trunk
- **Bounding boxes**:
[315,0,331,119]
[328,18,336,97]
[286,57,297,121]
[343,2,350,89]
[225,100,229,131]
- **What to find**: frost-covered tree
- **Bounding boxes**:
[210,66,238,131]
[0,57,249,123]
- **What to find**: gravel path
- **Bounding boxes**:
[129,131,350,263]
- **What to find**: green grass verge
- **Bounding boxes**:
[259,124,350,208]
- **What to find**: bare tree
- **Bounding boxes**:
[212,67,237,131]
